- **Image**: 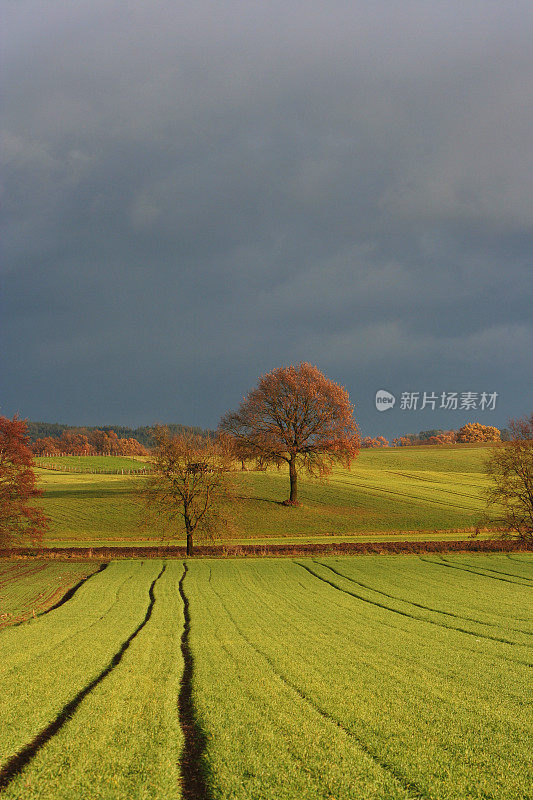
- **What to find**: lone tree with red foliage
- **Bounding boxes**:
[0,415,49,547]
[219,363,360,505]
[483,413,533,542]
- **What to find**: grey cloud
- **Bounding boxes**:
[2,1,532,436]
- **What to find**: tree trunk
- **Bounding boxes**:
[185,508,193,556]
[289,457,298,504]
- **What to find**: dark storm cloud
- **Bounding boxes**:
[2,0,532,436]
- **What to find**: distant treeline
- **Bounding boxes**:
[26,421,212,449]
[362,424,509,448]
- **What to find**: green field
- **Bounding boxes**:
[0,562,101,627]
[36,456,147,472]
[33,446,494,547]
[0,554,531,798]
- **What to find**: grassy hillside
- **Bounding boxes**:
[37,456,147,472]
[30,446,496,548]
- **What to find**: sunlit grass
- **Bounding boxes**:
[0,561,184,800]
[185,554,533,800]
[34,446,494,547]
[2,555,530,798]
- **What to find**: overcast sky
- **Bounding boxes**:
[2,0,532,437]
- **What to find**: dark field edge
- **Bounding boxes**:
[178,563,213,800]
[0,565,166,792]
[1,539,532,560]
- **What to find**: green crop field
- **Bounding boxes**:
[0,554,531,798]
[0,562,102,627]
[36,456,147,472]
[33,446,494,548]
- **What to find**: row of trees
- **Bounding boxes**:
[25,421,210,448]
[361,436,390,448]
[32,429,148,457]
[364,424,502,448]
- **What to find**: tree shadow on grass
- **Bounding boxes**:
[234,494,289,507]
[44,487,134,499]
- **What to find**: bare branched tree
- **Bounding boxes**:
[142,427,233,555]
[483,413,533,542]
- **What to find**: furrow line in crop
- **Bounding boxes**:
[0,567,140,680]
[330,476,477,511]
[440,559,533,583]
[7,564,110,630]
[296,563,522,647]
[314,561,499,628]
[386,471,484,492]
[0,565,166,792]
[45,563,109,613]
[419,557,532,587]
[207,579,430,800]
[178,563,212,800]
[315,561,533,636]
[507,555,533,565]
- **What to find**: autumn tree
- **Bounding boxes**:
[142,427,233,555]
[0,415,49,547]
[457,423,501,443]
[482,413,533,542]
[392,437,412,447]
[361,436,390,448]
[425,431,457,445]
[32,436,63,456]
[219,363,360,505]
[32,428,148,457]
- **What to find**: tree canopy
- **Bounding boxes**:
[458,423,501,443]
[219,363,360,504]
[484,413,533,541]
[0,415,49,547]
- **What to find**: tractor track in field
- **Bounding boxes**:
[507,555,533,565]
[45,562,109,614]
[250,563,531,674]
[296,563,523,647]
[419,556,533,586]
[314,561,533,636]
[178,563,212,800]
[435,558,533,583]
[0,567,140,682]
[207,580,431,800]
[1,563,109,632]
[329,475,478,512]
[0,565,165,793]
